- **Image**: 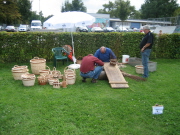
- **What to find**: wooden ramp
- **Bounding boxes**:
[104,62,129,88]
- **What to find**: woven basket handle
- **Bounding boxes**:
[46,66,50,70]
[14,65,19,68]
[52,67,56,71]
[64,66,68,73]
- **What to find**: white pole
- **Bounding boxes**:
[39,0,41,20]
[71,27,76,64]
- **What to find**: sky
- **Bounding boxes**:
[31,0,180,17]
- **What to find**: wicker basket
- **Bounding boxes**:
[110,59,117,66]
[12,65,29,80]
[66,74,76,85]
[30,57,46,75]
[45,71,53,82]
[48,78,58,85]
[135,65,144,74]
[53,81,61,88]
[37,75,47,85]
[12,65,28,72]
[52,67,62,79]
[21,74,36,86]
[64,66,76,77]
[12,71,28,80]
[39,66,50,76]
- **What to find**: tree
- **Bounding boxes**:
[141,0,179,19]
[129,10,141,19]
[97,0,136,19]
[17,0,32,24]
[115,0,135,26]
[61,0,86,12]
[61,0,72,12]
[97,1,116,17]
[29,11,40,22]
[173,7,180,25]
[0,0,21,24]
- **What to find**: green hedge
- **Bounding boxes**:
[0,32,179,63]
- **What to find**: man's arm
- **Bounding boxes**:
[141,43,151,52]
[110,49,116,59]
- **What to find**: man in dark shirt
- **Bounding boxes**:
[139,25,154,78]
[80,54,104,83]
[94,46,116,62]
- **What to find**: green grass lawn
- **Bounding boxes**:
[0,59,180,135]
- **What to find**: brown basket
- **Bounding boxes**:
[21,74,36,86]
[110,59,117,66]
[30,57,46,75]
[37,75,47,85]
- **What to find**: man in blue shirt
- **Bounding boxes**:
[94,46,116,62]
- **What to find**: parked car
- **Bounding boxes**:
[116,27,128,32]
[5,26,16,32]
[103,27,115,32]
[78,26,88,32]
[91,27,103,32]
[127,28,140,32]
[126,28,134,32]
[18,25,30,32]
[0,26,3,31]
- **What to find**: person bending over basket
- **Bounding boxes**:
[94,46,116,62]
[80,54,104,83]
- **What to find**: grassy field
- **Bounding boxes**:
[0,59,180,135]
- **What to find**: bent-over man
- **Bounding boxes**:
[80,54,104,83]
[94,46,116,62]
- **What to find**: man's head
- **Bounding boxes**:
[100,46,106,53]
[143,25,150,34]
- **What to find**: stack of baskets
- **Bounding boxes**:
[12,65,29,80]
[21,74,36,86]
[12,56,77,88]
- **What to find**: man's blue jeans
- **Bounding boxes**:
[141,49,151,78]
[80,66,103,79]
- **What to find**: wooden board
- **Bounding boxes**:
[104,62,129,88]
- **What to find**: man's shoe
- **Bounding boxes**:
[91,79,97,83]
[142,75,148,78]
[82,77,86,82]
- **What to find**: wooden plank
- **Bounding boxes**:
[110,83,129,88]
[109,81,128,84]
[104,62,129,88]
